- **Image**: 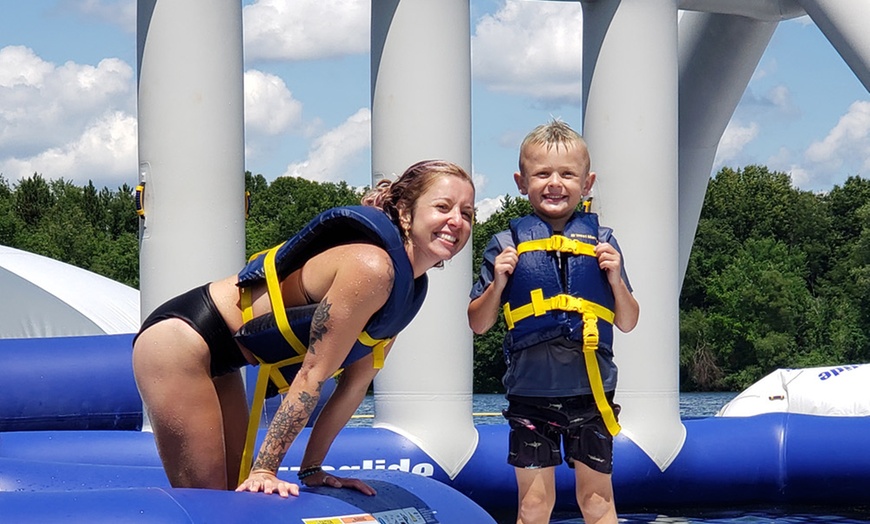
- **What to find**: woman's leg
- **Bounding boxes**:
[214,369,250,488]
[132,319,229,489]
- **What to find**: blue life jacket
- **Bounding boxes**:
[234,206,428,398]
[502,211,615,354]
[501,210,621,436]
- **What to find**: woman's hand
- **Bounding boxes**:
[300,469,377,496]
[235,469,300,498]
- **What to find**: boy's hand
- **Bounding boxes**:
[492,247,518,290]
[595,242,623,287]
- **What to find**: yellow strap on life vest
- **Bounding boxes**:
[502,289,615,330]
[516,235,597,257]
[580,311,621,436]
[263,246,307,356]
[502,289,620,437]
[357,331,390,369]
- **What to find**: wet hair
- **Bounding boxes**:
[361,159,474,242]
[518,118,590,173]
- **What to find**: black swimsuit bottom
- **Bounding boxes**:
[135,283,249,377]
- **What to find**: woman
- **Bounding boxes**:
[132,159,475,498]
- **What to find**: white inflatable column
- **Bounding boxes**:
[581,0,684,470]
[136,0,246,317]
[370,1,477,479]
[677,11,778,282]
[797,0,870,91]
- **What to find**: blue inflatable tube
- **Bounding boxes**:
[0,334,141,431]
[0,469,496,523]
[4,334,870,516]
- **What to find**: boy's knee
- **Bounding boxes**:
[577,490,616,523]
[518,492,555,524]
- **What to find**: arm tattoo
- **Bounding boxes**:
[308,298,331,355]
[252,380,324,472]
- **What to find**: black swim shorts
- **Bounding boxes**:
[135,283,249,377]
[503,393,619,474]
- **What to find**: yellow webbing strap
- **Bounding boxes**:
[263,246,307,356]
[357,331,390,369]
[503,289,615,330]
[516,235,597,257]
[501,289,620,436]
[580,311,621,436]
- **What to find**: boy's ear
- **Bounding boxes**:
[513,171,528,195]
[584,172,597,197]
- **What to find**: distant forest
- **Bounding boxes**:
[1,166,868,392]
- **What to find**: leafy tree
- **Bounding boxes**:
[14,173,54,226]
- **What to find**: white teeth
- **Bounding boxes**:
[436,232,457,244]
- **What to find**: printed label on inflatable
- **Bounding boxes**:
[302,514,376,523]
[372,507,435,523]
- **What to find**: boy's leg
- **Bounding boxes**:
[573,462,617,524]
[515,467,556,524]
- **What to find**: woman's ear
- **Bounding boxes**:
[398,205,412,237]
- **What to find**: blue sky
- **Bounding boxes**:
[1,1,868,221]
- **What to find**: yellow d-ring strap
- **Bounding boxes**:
[263,246,307,356]
[517,235,597,257]
[358,332,390,369]
[581,312,621,436]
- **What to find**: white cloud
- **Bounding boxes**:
[0,111,137,188]
[244,0,369,62]
[474,195,506,223]
[282,108,371,184]
[244,69,303,136]
[472,0,583,103]
[0,45,136,187]
[805,100,870,170]
[713,120,759,168]
[67,0,137,33]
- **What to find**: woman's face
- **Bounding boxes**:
[401,175,475,273]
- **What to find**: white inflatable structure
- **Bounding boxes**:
[136,0,870,477]
[718,363,870,418]
[0,245,139,339]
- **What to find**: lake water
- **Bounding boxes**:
[351,392,870,524]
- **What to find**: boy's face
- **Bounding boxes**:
[514,141,595,230]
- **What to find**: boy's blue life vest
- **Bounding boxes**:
[234,206,428,398]
[501,211,621,436]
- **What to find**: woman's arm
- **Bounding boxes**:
[294,345,391,495]
[236,245,393,497]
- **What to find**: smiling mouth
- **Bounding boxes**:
[436,232,458,244]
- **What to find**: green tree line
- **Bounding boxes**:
[2,166,867,393]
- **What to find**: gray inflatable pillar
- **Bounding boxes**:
[370,0,477,479]
[136,0,246,318]
[581,0,685,470]
[798,0,870,92]
[677,12,778,283]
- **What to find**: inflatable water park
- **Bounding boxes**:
[3,0,870,522]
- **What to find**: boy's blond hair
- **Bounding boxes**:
[518,119,590,173]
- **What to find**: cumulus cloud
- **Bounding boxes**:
[0,111,137,188]
[244,0,369,62]
[713,120,759,169]
[65,0,137,33]
[282,108,371,184]
[474,195,506,223]
[0,45,136,187]
[804,100,870,170]
[244,69,303,136]
[472,0,583,103]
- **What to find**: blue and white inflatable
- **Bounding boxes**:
[2,334,870,521]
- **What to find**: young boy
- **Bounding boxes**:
[468,119,639,524]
